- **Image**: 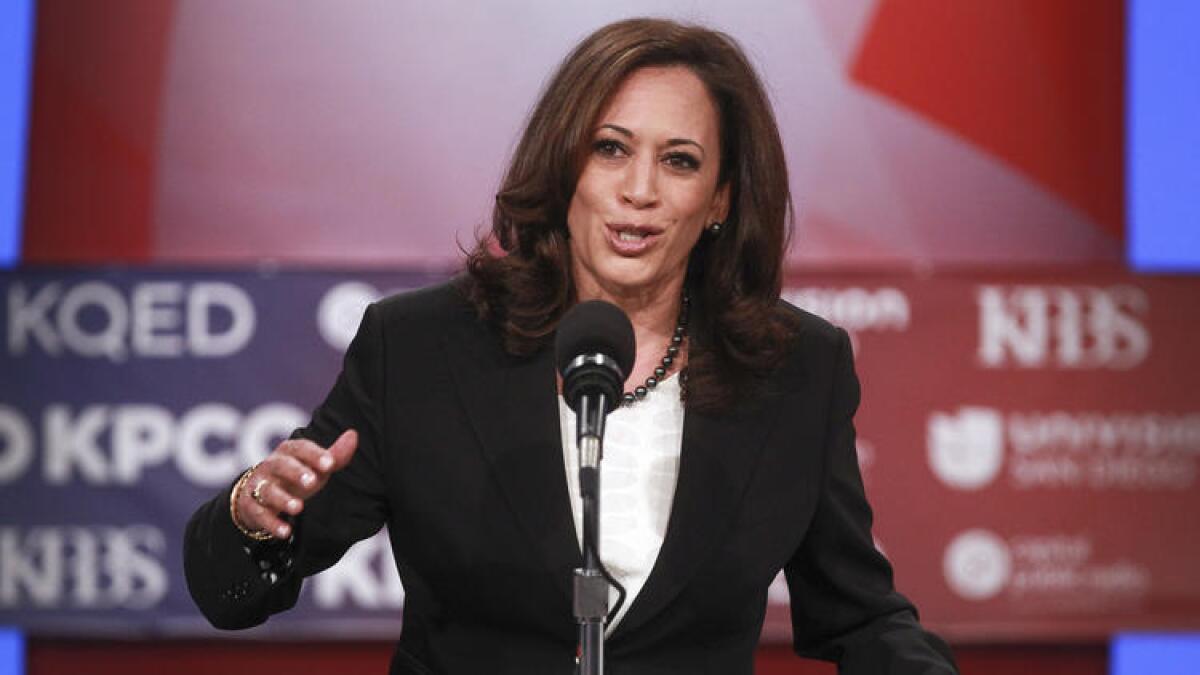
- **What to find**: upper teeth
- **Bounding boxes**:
[619,231,646,241]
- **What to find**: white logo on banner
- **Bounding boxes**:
[313,530,405,610]
[927,407,1005,489]
[6,281,256,360]
[0,402,306,487]
[943,529,1012,601]
[855,439,876,475]
[317,282,379,352]
[943,530,1150,607]
[0,525,167,610]
[782,287,910,333]
[976,285,1150,369]
[0,406,33,482]
[928,407,1200,491]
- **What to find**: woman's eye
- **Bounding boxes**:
[664,152,700,171]
[593,139,626,157]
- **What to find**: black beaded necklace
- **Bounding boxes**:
[621,294,689,407]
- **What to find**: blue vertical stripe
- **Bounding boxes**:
[1128,0,1200,272]
[0,628,24,675]
[1111,633,1200,675]
[0,0,36,268]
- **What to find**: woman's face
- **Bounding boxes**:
[567,66,729,301]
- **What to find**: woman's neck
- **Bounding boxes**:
[573,275,687,391]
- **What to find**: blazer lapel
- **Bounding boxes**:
[442,325,582,606]
[609,391,786,642]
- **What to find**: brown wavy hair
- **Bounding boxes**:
[461,17,796,412]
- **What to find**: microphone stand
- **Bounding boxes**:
[574,391,609,675]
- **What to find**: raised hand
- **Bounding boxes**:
[231,429,358,540]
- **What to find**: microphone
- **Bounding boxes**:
[555,300,635,496]
[556,300,633,659]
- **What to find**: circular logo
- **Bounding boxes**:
[927,407,1005,490]
[943,529,1011,601]
[317,282,378,351]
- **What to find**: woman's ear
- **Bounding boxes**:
[708,182,731,225]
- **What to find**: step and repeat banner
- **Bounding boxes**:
[2,267,1197,642]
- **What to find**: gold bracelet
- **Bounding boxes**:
[230,465,274,541]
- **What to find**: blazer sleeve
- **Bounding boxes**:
[183,302,391,630]
[784,328,958,674]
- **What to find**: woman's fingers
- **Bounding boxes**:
[279,438,337,476]
[327,430,358,471]
[234,472,294,538]
[231,430,361,539]
[244,496,293,539]
[252,476,304,517]
[263,452,321,497]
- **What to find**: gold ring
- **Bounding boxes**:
[250,477,270,506]
[231,466,272,540]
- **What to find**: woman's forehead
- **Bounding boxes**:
[596,66,720,143]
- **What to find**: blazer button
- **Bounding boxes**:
[220,579,253,601]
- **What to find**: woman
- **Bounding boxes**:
[185,18,958,674]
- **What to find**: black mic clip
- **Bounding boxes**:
[562,353,623,500]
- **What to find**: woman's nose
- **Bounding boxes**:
[620,156,659,208]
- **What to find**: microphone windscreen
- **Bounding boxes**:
[554,300,636,379]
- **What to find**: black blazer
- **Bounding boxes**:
[185,281,957,674]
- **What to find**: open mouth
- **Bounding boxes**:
[606,224,661,254]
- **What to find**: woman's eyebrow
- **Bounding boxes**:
[599,123,634,138]
[598,123,705,156]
